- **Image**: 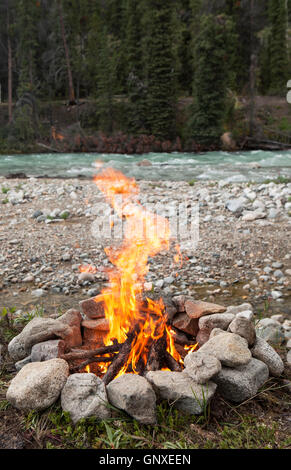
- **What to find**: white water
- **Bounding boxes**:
[0,150,290,182]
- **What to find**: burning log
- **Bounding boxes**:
[164,351,182,372]
[60,341,121,361]
[70,355,116,372]
[102,327,140,386]
[145,329,167,372]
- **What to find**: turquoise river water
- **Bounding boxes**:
[0,150,290,182]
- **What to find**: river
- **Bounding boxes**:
[0,149,290,182]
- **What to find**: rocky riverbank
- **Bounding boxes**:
[0,176,290,318]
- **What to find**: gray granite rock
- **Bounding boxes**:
[198,331,252,367]
[212,358,269,402]
[15,355,31,371]
[106,374,157,424]
[198,313,235,333]
[30,340,66,362]
[184,350,222,384]
[226,304,253,315]
[8,309,82,362]
[256,323,285,345]
[251,336,284,377]
[227,317,256,346]
[6,359,69,411]
[61,373,111,424]
[146,371,216,415]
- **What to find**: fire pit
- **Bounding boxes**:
[5,168,285,425]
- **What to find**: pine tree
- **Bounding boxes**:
[268,0,288,95]
[189,14,229,144]
[144,0,177,139]
[125,0,147,133]
[96,27,117,134]
[16,0,41,95]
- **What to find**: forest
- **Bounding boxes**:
[0,0,290,153]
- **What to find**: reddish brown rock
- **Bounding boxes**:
[172,295,192,313]
[185,300,226,319]
[82,318,109,331]
[196,329,210,347]
[79,295,106,319]
[172,313,199,337]
[82,318,109,347]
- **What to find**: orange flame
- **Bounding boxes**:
[92,167,188,376]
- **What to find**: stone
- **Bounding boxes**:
[61,373,111,424]
[30,340,66,362]
[184,300,226,319]
[227,317,256,347]
[6,359,69,411]
[172,313,199,337]
[23,274,34,283]
[212,358,269,403]
[236,310,254,321]
[226,304,253,315]
[271,314,284,323]
[225,197,246,213]
[196,329,210,347]
[242,210,266,221]
[78,272,95,284]
[251,337,284,377]
[271,290,283,300]
[198,313,235,333]
[287,350,291,365]
[146,371,216,415]
[198,331,252,367]
[172,295,192,313]
[82,318,109,331]
[8,309,82,361]
[286,339,291,349]
[256,324,285,346]
[79,295,106,319]
[15,356,31,371]
[31,288,45,298]
[106,374,156,425]
[184,350,222,384]
[137,159,152,167]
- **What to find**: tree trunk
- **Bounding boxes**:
[7,4,12,124]
[58,0,76,104]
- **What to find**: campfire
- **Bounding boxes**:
[63,168,197,383]
[6,167,284,424]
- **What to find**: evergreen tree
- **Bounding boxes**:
[96,27,117,133]
[125,0,147,133]
[144,0,177,139]
[16,0,41,95]
[268,0,288,95]
[189,14,229,144]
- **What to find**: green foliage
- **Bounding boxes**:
[1,186,9,194]
[268,0,288,95]
[143,0,177,139]
[189,14,231,144]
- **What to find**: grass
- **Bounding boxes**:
[0,303,290,450]
[188,180,196,186]
[263,176,291,185]
[5,393,288,450]
[1,186,9,194]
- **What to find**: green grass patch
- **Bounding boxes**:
[263,176,291,184]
